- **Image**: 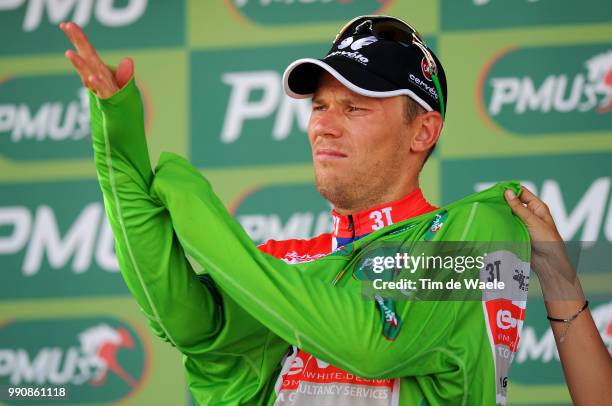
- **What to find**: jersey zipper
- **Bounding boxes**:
[332,214,356,286]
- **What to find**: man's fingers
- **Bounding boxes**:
[64,50,93,86]
[60,22,99,61]
[88,74,115,99]
[61,22,114,81]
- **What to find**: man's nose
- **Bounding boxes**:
[312,107,343,138]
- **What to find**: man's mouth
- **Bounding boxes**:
[315,148,348,161]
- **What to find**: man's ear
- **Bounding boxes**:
[410,112,443,153]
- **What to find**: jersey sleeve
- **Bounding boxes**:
[151,152,461,379]
[433,196,531,406]
[88,79,287,404]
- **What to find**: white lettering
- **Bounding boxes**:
[221,71,280,143]
[489,78,520,115]
[515,76,555,113]
[542,177,610,241]
[22,203,101,275]
[0,206,31,253]
[20,0,147,31]
[272,96,310,141]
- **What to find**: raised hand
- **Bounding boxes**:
[60,22,133,99]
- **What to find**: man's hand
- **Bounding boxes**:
[60,22,133,99]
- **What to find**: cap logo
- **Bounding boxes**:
[337,35,378,51]
[421,57,433,81]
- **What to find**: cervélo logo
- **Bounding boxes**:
[190,43,328,168]
[0,0,184,55]
[442,0,612,30]
[227,0,393,25]
[231,184,331,247]
[0,179,129,300]
[0,317,150,404]
[479,44,611,135]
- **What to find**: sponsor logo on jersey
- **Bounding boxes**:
[375,295,402,340]
[227,0,394,25]
[0,0,184,55]
[276,349,399,405]
[486,299,525,351]
[441,0,612,30]
[0,180,127,300]
[479,45,611,135]
[424,210,448,240]
[0,317,149,403]
[232,184,332,246]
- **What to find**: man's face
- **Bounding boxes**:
[308,72,418,212]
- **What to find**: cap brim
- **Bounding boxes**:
[282,57,433,112]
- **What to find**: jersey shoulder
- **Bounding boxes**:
[441,188,530,243]
[257,233,333,263]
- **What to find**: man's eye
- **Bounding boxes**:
[348,106,362,112]
[313,105,326,111]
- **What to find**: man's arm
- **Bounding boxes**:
[62,22,288,404]
[151,152,461,379]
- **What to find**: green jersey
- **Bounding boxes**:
[89,78,530,405]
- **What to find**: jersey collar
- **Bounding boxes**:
[331,188,436,246]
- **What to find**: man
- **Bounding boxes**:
[61,15,530,405]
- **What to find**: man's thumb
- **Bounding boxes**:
[115,57,134,89]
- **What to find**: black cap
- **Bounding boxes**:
[282,15,447,116]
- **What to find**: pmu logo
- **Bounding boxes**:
[0,179,127,300]
[0,0,183,55]
[0,74,92,161]
[228,0,393,25]
[231,184,332,246]
[0,0,148,31]
[480,44,612,135]
[190,43,328,167]
[0,318,150,404]
[0,73,152,161]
